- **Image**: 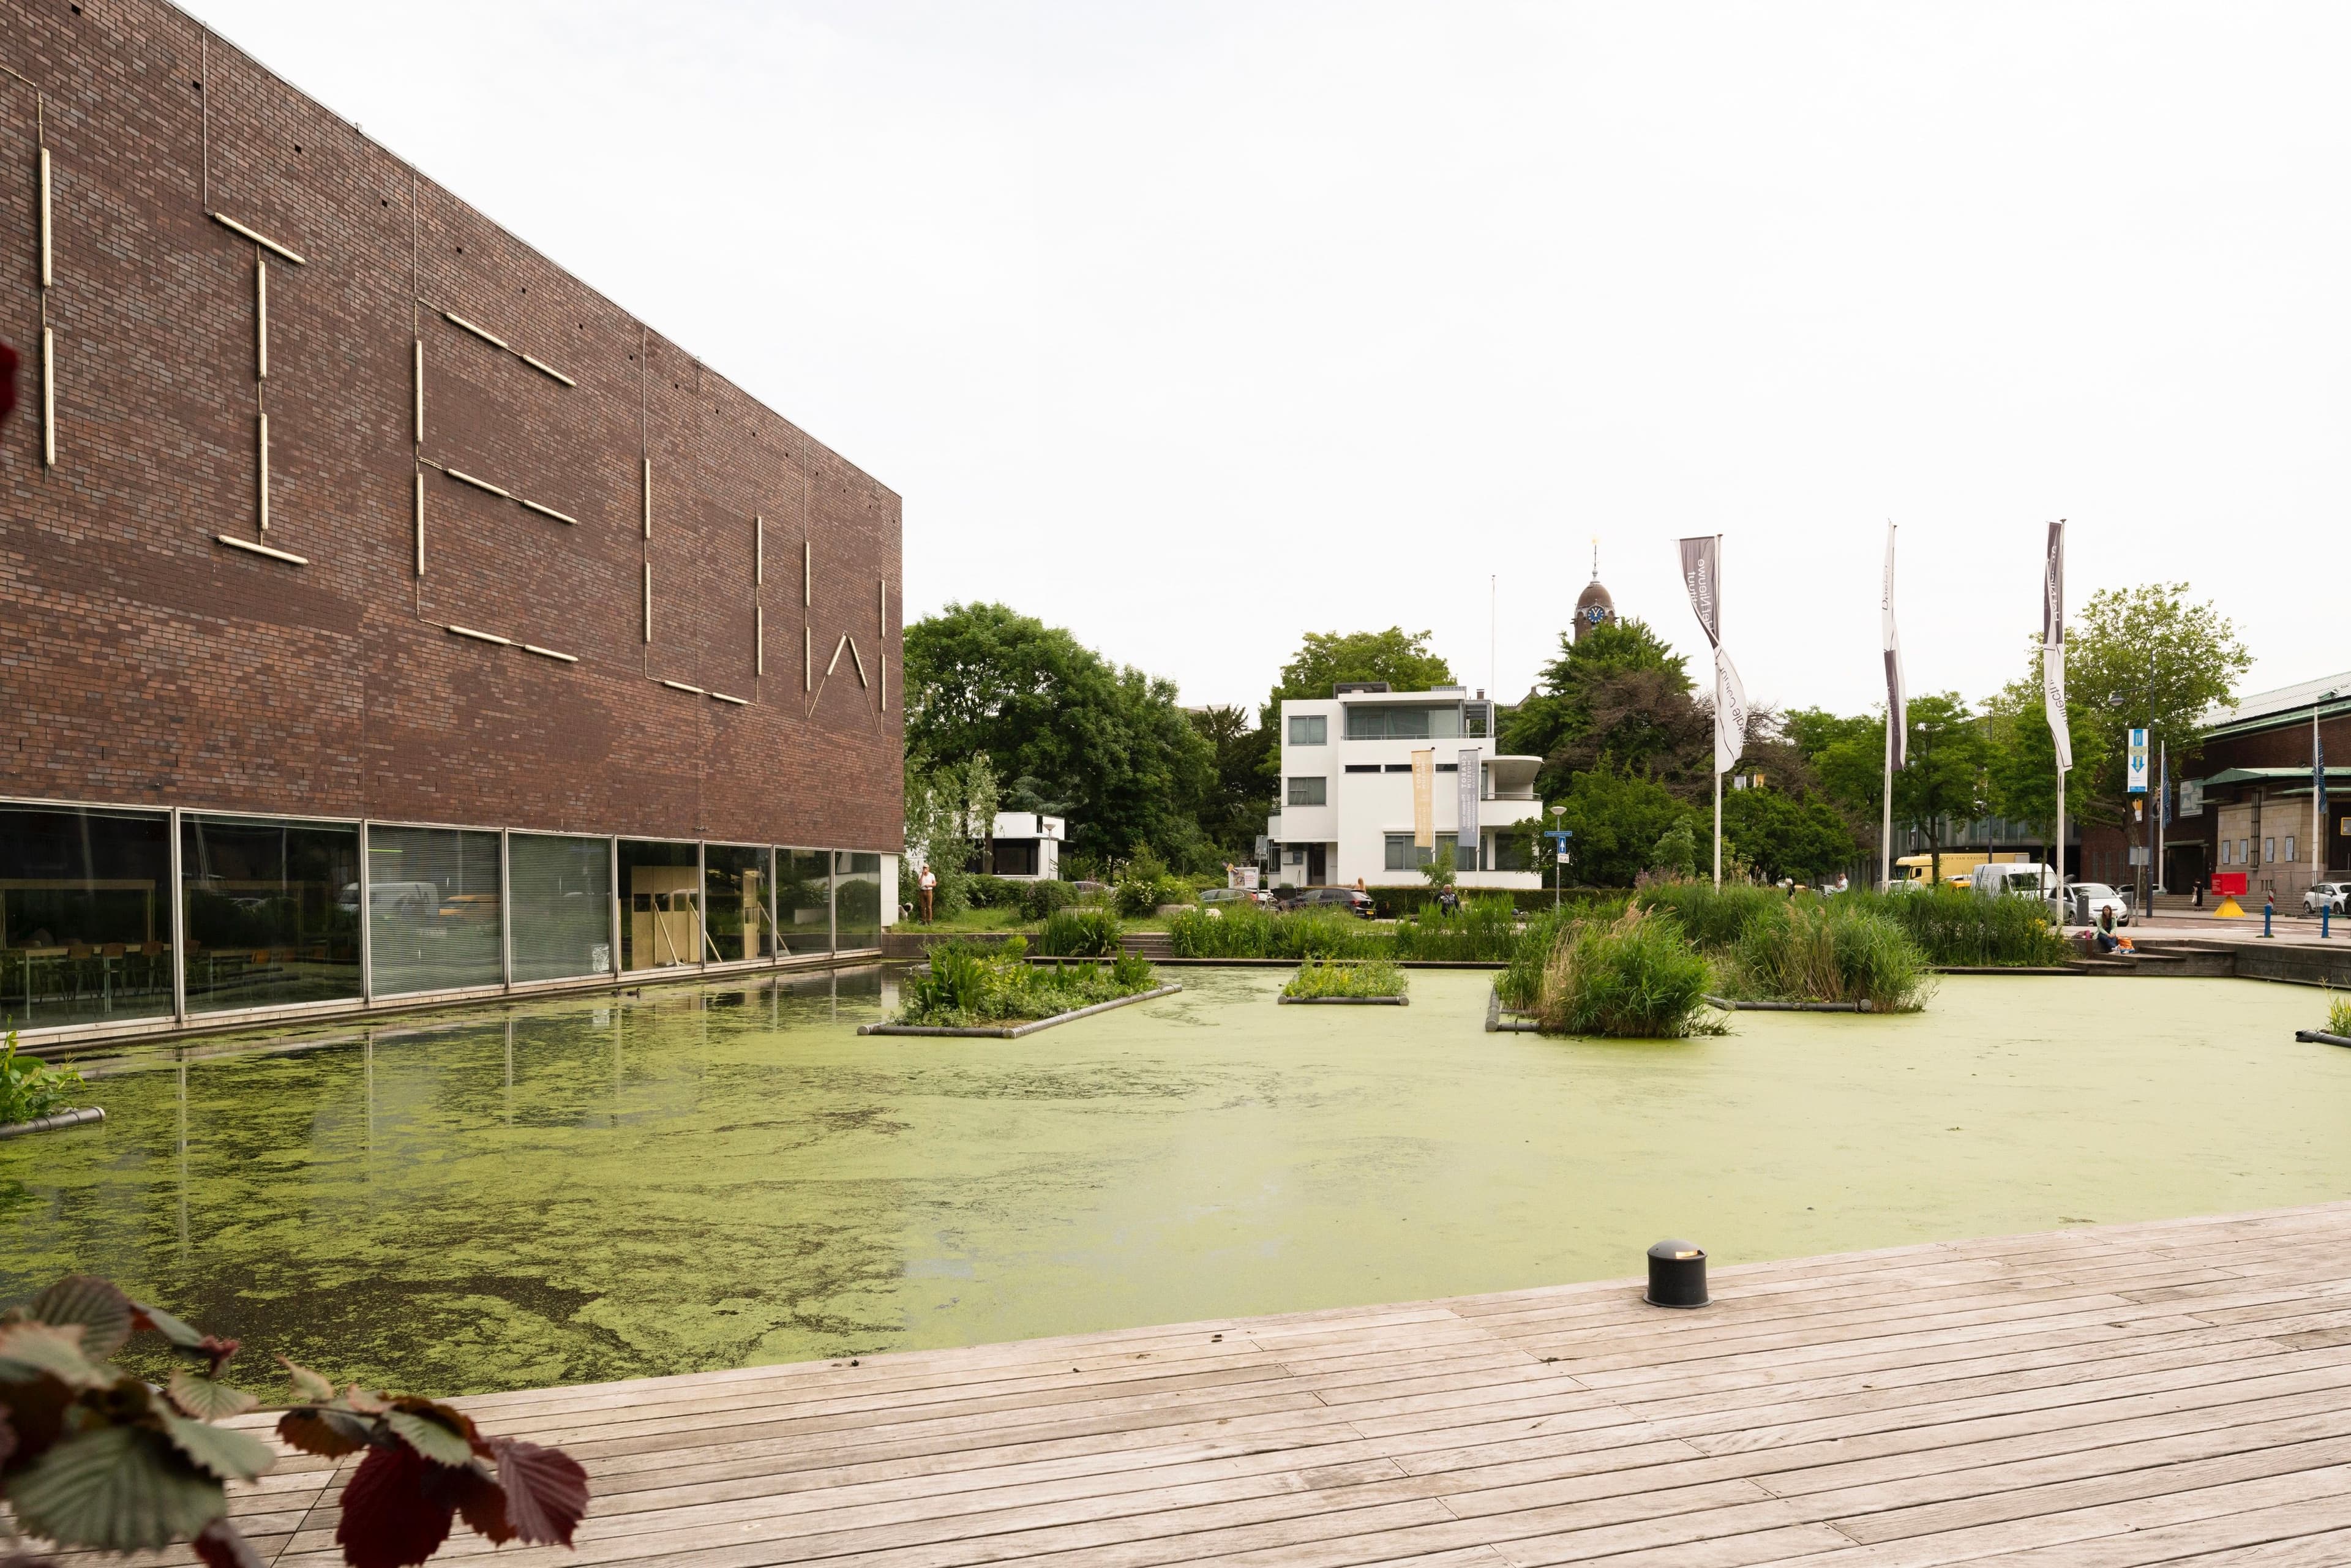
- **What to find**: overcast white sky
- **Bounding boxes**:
[192,1,2346,718]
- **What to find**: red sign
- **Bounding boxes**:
[2213,871,2248,896]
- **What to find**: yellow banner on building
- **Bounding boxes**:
[1412,748,1435,849]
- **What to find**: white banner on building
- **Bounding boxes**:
[1412,748,1435,850]
[1882,522,1906,770]
[2042,520,2072,773]
[1457,747,1480,872]
[1714,646,1749,775]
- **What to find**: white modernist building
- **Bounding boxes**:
[981,812,1065,881]
[1264,684,1546,890]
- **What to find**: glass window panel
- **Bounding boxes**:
[833,851,882,950]
[703,844,774,962]
[1344,705,1461,741]
[509,833,612,982]
[181,815,361,1013]
[617,839,700,970]
[1493,830,1528,872]
[366,826,503,996]
[1287,715,1326,745]
[1286,776,1326,807]
[0,805,173,1030]
[776,850,833,955]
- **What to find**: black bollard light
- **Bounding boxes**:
[1646,1239,1708,1308]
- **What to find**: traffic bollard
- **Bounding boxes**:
[2262,904,2274,939]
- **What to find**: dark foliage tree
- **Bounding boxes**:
[1188,703,1275,855]
[1501,618,1711,803]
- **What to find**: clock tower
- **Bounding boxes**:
[1572,540,1616,642]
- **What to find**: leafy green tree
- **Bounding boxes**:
[1550,768,1705,887]
[1651,820,1698,879]
[904,603,1217,866]
[903,755,999,918]
[1500,618,1710,800]
[1722,785,1859,882]
[1260,628,1456,722]
[1983,647,2111,847]
[1894,691,1989,885]
[2066,582,2252,812]
[1187,703,1275,855]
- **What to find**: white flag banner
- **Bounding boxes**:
[1881,522,1906,771]
[1714,646,1748,775]
[2042,520,2072,773]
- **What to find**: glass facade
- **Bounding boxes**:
[367,825,504,996]
[181,815,362,1013]
[834,851,882,950]
[509,833,613,983]
[0,798,885,1035]
[703,844,774,963]
[0,805,174,1030]
[1346,704,1461,740]
[618,839,701,970]
[1287,715,1326,745]
[1286,776,1327,806]
[777,849,833,955]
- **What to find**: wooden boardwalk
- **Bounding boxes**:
[113,1203,2351,1566]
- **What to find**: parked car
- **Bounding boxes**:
[2304,880,2351,915]
[2066,882,2132,928]
[1198,887,1274,912]
[1277,886,1376,919]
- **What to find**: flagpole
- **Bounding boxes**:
[1881,716,1894,891]
[1713,533,1724,890]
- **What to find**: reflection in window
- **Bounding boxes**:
[1345,705,1460,740]
[776,849,832,955]
[1286,776,1326,807]
[0,805,173,1029]
[703,844,774,962]
[182,815,361,1013]
[617,840,700,970]
[833,851,882,950]
[367,825,503,996]
[510,834,612,983]
[1287,714,1326,746]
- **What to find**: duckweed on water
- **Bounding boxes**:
[5,966,2349,1401]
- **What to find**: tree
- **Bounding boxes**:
[1260,628,1455,723]
[1188,703,1275,855]
[1549,768,1704,887]
[904,755,999,918]
[1983,645,2112,855]
[1500,618,1711,801]
[903,603,1217,866]
[2066,582,2252,816]
[1894,691,1989,885]
[1722,785,1859,883]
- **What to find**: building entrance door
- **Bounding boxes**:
[1307,844,1326,885]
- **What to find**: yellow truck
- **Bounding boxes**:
[1889,852,1994,891]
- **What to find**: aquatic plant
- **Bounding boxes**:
[1721,901,1932,1011]
[2328,992,2351,1037]
[897,942,1159,1026]
[1859,886,2071,967]
[1633,880,1785,950]
[1037,906,1123,957]
[0,1030,83,1125]
[1390,896,1520,962]
[0,1274,587,1568]
[1282,959,1408,999]
[1165,906,1387,961]
[1495,906,1574,1011]
[1534,909,1722,1038]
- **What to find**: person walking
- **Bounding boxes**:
[918,863,937,923]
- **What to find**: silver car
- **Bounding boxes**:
[2067,882,2131,927]
[2304,880,2350,915]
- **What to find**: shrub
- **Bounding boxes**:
[2328,993,2351,1036]
[0,1030,83,1125]
[1722,901,1932,1011]
[1858,886,2071,967]
[895,941,1159,1025]
[962,874,1020,909]
[1038,906,1123,957]
[1534,909,1722,1038]
[1166,905,1388,959]
[1020,879,1078,921]
[1391,896,1520,962]
[1283,958,1408,999]
[1496,906,1574,1010]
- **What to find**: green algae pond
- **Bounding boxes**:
[4,965,2347,1397]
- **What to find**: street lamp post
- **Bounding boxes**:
[2314,691,2338,911]
[1549,803,1565,914]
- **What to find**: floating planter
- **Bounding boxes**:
[0,1106,105,1141]
[1280,958,1407,1004]
[1706,994,1877,1013]
[1280,994,1407,1006]
[860,984,1182,1039]
[1485,989,1540,1033]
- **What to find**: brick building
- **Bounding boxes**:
[0,0,902,1043]
[2154,672,2351,906]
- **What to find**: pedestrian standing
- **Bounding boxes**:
[2193,877,2203,910]
[918,863,937,923]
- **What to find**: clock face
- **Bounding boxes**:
[1584,605,1607,624]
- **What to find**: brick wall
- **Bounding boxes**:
[0,0,902,849]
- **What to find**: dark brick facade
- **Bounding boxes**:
[0,0,902,849]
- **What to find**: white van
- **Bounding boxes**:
[1970,862,2058,900]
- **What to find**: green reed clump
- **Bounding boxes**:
[0,1030,83,1125]
[1037,906,1123,957]
[2327,993,2351,1037]
[1166,905,1388,960]
[1633,880,1788,950]
[1390,896,1520,962]
[1534,909,1722,1038]
[1495,906,1573,1010]
[897,938,1158,1026]
[1855,886,2071,967]
[1721,901,1932,1011]
[1281,958,1408,999]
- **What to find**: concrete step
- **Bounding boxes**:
[1119,932,1175,959]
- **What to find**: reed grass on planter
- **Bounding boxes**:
[1496,906,1573,1010]
[1390,896,1520,962]
[2328,993,2351,1037]
[1165,906,1387,960]
[1037,906,1123,957]
[1281,958,1408,1000]
[1721,901,1933,1011]
[898,939,1157,1026]
[1633,881,1785,950]
[1534,909,1722,1038]
[1855,886,2072,967]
